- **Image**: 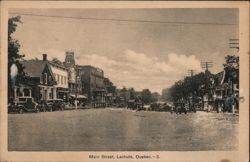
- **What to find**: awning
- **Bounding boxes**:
[57,87,69,93]
[106,93,113,97]
[70,94,87,99]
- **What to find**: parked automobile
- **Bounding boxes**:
[127,99,143,110]
[143,104,151,111]
[37,101,52,112]
[46,99,65,111]
[8,97,39,114]
[174,102,187,114]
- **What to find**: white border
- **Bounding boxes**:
[0,1,249,162]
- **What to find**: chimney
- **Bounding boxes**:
[43,54,47,61]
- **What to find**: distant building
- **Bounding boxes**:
[77,65,105,105]
[104,77,116,106]
[64,50,75,69]
[64,51,83,98]
[213,69,239,111]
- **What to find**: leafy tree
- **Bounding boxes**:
[51,57,63,65]
[166,71,215,102]
[161,88,173,101]
[223,55,239,84]
[223,55,239,70]
[8,16,26,99]
[120,87,130,102]
[141,89,152,104]
[128,88,136,99]
[151,92,160,102]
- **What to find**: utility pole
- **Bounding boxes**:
[188,69,195,77]
[201,61,213,72]
[229,38,239,52]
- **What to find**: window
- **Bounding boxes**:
[56,74,59,84]
[61,75,63,85]
[44,73,47,84]
[40,76,43,84]
[64,76,66,85]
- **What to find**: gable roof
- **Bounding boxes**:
[214,71,225,85]
[21,60,48,77]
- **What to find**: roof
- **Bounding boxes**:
[77,65,103,73]
[49,61,68,71]
[214,71,225,85]
[21,60,47,77]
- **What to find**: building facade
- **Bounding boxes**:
[20,55,56,102]
[64,51,82,97]
[77,65,105,106]
[49,58,69,101]
[103,77,116,106]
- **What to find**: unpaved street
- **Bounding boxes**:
[8,108,238,151]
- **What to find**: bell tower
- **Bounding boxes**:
[64,50,75,68]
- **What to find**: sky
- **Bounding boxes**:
[9,8,239,93]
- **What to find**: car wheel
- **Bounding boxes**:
[36,108,40,113]
[19,108,23,114]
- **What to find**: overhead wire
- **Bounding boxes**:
[9,12,237,26]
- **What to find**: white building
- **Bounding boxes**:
[49,61,69,100]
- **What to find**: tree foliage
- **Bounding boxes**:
[141,89,152,104]
[223,55,239,70]
[163,55,239,102]
[8,16,26,94]
[165,71,214,102]
[223,55,239,84]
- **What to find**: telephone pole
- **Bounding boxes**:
[188,69,195,77]
[201,61,213,72]
[229,38,239,52]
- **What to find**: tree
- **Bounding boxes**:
[120,87,130,102]
[8,16,26,99]
[151,92,160,102]
[128,88,136,99]
[161,88,173,101]
[223,55,239,84]
[223,55,239,70]
[141,89,152,104]
[51,57,63,65]
[165,71,215,102]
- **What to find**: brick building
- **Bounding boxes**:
[77,65,105,106]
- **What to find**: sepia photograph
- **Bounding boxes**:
[0,1,249,162]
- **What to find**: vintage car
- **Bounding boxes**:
[37,100,52,112]
[127,99,144,111]
[46,99,66,111]
[143,104,151,111]
[174,102,187,114]
[8,97,39,114]
[150,102,171,112]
